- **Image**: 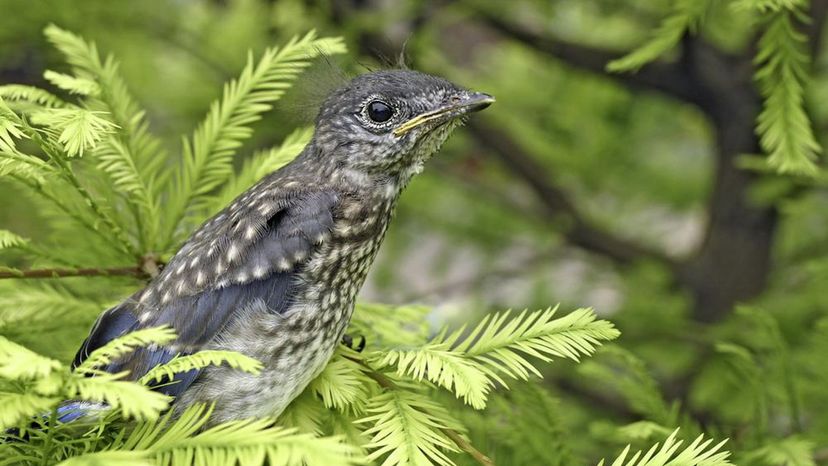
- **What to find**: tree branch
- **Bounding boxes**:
[473,11,706,106]
[467,120,677,269]
[0,266,148,280]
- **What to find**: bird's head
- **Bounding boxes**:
[312,69,494,182]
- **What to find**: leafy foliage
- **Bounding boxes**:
[8,2,827,464]
[753,4,822,175]
[607,0,714,72]
[598,429,732,466]
[0,25,636,466]
[372,307,619,409]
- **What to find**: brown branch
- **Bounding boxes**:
[0,266,148,280]
[344,355,496,466]
[467,120,677,269]
[473,11,706,107]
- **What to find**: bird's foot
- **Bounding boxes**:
[340,334,366,352]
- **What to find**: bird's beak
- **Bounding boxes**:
[393,92,495,137]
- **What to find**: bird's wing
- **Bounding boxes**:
[72,187,340,397]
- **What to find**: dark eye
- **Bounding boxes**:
[366,100,393,123]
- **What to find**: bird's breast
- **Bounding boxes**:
[181,196,397,423]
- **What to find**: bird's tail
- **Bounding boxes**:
[55,401,108,423]
[3,401,108,441]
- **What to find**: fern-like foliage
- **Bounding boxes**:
[55,404,362,466]
[0,25,635,466]
[606,0,714,72]
[753,3,821,175]
[139,350,263,386]
[598,429,732,466]
[0,330,171,430]
[0,230,27,250]
[30,107,118,157]
[359,390,462,466]
[579,346,685,430]
[307,350,369,413]
[0,328,361,466]
[742,436,815,466]
[43,70,100,97]
[0,98,27,154]
[610,0,821,176]
[371,307,619,409]
[279,307,619,466]
[0,336,61,380]
[0,84,66,108]
[74,327,177,374]
[44,24,167,251]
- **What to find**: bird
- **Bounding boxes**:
[66,69,494,425]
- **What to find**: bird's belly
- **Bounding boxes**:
[174,298,351,424]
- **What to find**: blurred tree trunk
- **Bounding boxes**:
[682,53,774,322]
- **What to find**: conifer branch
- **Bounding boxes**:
[344,355,496,466]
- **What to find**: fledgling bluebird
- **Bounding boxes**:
[69,69,494,424]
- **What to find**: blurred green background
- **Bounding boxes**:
[2,0,828,463]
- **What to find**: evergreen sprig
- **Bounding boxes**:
[754,5,821,175]
[607,0,713,72]
[139,350,263,386]
[74,327,177,374]
[360,390,462,466]
[598,429,732,466]
[0,85,67,108]
[611,0,821,175]
[0,331,171,430]
[57,404,362,466]
[371,307,619,409]
[742,436,815,466]
[0,25,642,466]
[0,230,27,250]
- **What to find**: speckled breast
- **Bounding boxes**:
[178,193,398,424]
[295,193,397,345]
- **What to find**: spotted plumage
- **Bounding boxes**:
[70,69,494,424]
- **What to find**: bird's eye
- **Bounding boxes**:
[366,100,394,123]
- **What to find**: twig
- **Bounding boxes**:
[0,266,147,280]
[344,355,496,466]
